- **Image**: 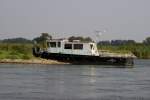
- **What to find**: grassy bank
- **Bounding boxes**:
[97,44,150,59]
[0,43,150,60]
[0,43,68,64]
[0,43,33,60]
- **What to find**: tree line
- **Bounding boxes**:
[98,37,150,45]
[0,33,150,45]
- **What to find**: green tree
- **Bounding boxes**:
[2,38,32,44]
[33,33,52,48]
[33,33,52,43]
[143,37,150,45]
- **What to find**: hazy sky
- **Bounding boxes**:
[0,0,150,42]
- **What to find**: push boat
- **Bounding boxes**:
[33,39,135,66]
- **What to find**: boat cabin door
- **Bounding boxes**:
[90,43,99,56]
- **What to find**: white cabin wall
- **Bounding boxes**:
[72,44,91,55]
[61,42,93,56]
[61,42,73,54]
[46,40,99,56]
[47,42,62,53]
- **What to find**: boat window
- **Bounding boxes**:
[90,44,93,49]
[58,42,61,47]
[50,42,56,47]
[64,44,72,49]
[74,44,83,50]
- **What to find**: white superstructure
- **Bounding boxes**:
[46,39,99,56]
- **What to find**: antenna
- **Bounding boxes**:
[94,30,106,43]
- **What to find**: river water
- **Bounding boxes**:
[0,59,150,100]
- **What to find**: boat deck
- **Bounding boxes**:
[99,50,136,58]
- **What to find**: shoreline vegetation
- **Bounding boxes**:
[0,43,68,65]
[0,42,149,65]
[97,44,150,59]
[0,34,150,64]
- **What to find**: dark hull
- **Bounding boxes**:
[38,52,134,66]
[32,48,134,66]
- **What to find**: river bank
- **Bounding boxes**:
[0,58,69,65]
[0,43,149,65]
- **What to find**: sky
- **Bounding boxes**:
[0,0,150,42]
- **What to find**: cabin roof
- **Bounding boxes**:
[46,39,95,44]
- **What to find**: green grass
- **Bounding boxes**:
[97,44,150,59]
[0,43,150,60]
[0,43,34,60]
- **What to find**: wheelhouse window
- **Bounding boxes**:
[58,42,61,47]
[50,42,56,47]
[74,44,83,50]
[64,44,72,49]
[90,44,93,49]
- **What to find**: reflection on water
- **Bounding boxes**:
[0,59,150,100]
[89,67,96,83]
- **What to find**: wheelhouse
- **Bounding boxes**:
[46,39,99,56]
